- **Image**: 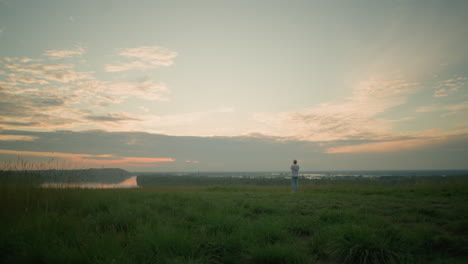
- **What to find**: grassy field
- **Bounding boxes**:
[1,177,468,263]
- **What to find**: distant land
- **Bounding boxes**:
[135,170,468,187]
[2,169,468,187]
[133,170,468,177]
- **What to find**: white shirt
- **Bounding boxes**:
[290,164,300,177]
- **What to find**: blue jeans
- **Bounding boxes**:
[291,176,299,192]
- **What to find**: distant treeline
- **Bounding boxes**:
[0,168,131,185]
[137,174,468,187]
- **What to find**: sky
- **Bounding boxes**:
[0,0,467,171]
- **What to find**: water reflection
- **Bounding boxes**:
[41,176,139,189]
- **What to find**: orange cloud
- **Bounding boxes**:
[252,78,421,142]
[105,46,177,72]
[433,77,467,98]
[0,149,111,159]
[325,138,444,153]
[43,45,86,58]
[0,135,38,141]
[0,149,174,167]
[72,157,174,165]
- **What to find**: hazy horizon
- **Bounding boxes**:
[1,0,467,171]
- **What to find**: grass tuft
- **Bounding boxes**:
[329,225,403,264]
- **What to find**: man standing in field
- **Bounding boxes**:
[291,160,300,192]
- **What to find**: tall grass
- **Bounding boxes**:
[1,161,467,263]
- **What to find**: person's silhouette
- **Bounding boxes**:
[290,160,300,192]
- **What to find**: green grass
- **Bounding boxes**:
[1,180,468,264]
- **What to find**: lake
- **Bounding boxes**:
[41,176,139,189]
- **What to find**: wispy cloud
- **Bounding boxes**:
[433,76,467,97]
[2,57,93,83]
[0,149,174,167]
[0,88,88,130]
[0,121,40,127]
[2,129,466,170]
[43,45,86,59]
[0,135,38,141]
[7,73,49,84]
[133,106,236,135]
[72,156,175,166]
[325,138,440,153]
[0,47,174,131]
[324,127,468,154]
[105,46,177,72]
[105,77,169,101]
[253,78,421,142]
[0,149,113,159]
[85,113,141,122]
[74,77,170,106]
[0,55,93,130]
[416,101,468,116]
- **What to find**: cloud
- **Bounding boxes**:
[0,149,113,159]
[0,130,317,171]
[253,78,421,141]
[73,77,170,107]
[0,121,40,127]
[416,101,468,116]
[106,77,169,101]
[416,105,439,113]
[325,138,441,153]
[433,89,448,98]
[2,58,93,83]
[324,127,468,154]
[0,90,86,129]
[131,106,236,135]
[0,57,99,130]
[447,103,468,112]
[7,73,49,84]
[73,156,175,165]
[43,45,86,59]
[0,149,174,167]
[105,46,177,72]
[433,77,467,97]
[1,129,467,171]
[85,113,141,122]
[0,50,173,131]
[0,135,38,141]
[0,86,145,130]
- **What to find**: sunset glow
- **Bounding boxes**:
[1,0,467,170]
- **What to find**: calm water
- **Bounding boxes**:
[41,176,139,189]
